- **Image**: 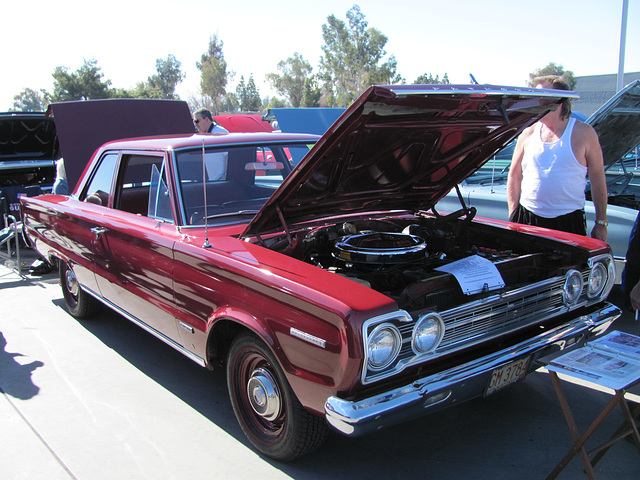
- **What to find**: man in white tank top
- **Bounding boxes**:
[507,75,608,242]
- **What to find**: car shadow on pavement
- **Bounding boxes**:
[47,292,640,480]
[49,297,247,440]
[0,331,44,400]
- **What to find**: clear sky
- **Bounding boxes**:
[2,0,638,111]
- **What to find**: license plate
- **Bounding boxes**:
[485,356,531,396]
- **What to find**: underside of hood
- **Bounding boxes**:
[49,99,193,192]
[243,84,576,238]
[0,113,59,163]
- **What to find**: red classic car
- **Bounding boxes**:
[21,86,621,461]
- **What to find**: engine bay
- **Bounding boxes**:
[261,211,580,312]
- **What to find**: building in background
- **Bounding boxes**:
[573,72,640,116]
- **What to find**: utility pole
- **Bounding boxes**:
[617,0,629,92]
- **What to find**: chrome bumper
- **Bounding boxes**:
[325,303,620,436]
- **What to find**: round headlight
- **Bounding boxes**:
[367,324,401,371]
[412,313,445,354]
[563,269,583,305]
[588,262,607,298]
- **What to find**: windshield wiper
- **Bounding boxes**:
[205,210,260,220]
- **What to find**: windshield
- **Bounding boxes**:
[175,142,314,226]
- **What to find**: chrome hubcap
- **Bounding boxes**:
[65,269,79,297]
[247,368,281,421]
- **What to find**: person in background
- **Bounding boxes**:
[507,75,608,241]
[52,159,69,195]
[193,108,228,134]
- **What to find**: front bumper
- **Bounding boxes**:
[325,303,620,436]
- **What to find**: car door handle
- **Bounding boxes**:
[91,226,109,237]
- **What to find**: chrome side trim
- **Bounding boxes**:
[82,286,206,367]
[326,303,620,436]
[290,327,326,348]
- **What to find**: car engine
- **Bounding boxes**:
[262,211,580,313]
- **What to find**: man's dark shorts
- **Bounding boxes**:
[509,204,587,236]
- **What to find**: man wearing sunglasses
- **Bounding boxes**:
[193,108,228,134]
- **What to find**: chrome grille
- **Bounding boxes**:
[396,276,570,362]
[438,278,566,351]
[362,254,615,385]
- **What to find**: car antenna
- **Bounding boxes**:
[202,138,211,248]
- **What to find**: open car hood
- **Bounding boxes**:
[0,112,59,167]
[265,108,346,135]
[48,99,194,191]
[213,114,274,132]
[243,84,575,237]
[587,79,640,168]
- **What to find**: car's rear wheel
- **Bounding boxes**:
[59,261,100,319]
[227,333,328,461]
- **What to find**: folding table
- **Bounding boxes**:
[539,353,640,480]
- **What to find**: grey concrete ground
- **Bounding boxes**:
[1,259,639,480]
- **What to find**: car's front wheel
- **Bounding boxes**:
[59,261,100,319]
[227,333,328,461]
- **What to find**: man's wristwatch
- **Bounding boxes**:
[595,219,608,227]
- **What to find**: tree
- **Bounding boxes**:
[11,88,51,111]
[197,34,231,114]
[528,62,576,89]
[130,82,164,99]
[264,96,289,110]
[236,75,262,112]
[266,53,313,108]
[51,59,112,101]
[235,76,247,110]
[148,54,185,99]
[219,93,239,113]
[319,5,402,107]
[132,54,185,99]
[107,88,131,98]
[414,73,450,84]
[301,77,322,107]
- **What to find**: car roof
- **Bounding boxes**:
[96,132,320,152]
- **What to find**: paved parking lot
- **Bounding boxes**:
[1,262,639,479]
